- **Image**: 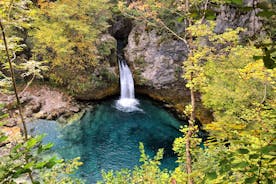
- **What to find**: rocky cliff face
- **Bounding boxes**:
[124,24,212,124]
[215,0,263,37]
[125,24,189,89]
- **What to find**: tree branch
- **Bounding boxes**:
[260,83,267,104]
[19,74,35,97]
[201,0,209,23]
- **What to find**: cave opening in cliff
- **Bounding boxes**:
[109,15,133,51]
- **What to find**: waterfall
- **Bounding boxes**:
[119,59,135,99]
[115,59,141,112]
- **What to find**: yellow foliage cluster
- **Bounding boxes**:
[31,0,112,89]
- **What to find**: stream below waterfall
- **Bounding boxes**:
[27,97,183,183]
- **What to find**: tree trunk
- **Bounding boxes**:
[0,19,34,184]
[186,72,195,184]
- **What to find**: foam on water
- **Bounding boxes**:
[115,59,141,112]
[115,98,142,112]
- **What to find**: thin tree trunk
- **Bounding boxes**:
[185,0,190,27]
[186,72,195,184]
[185,0,189,13]
[0,19,34,184]
[201,0,209,23]
[0,20,28,141]
[186,128,193,184]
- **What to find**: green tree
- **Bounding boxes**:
[0,1,83,183]
[0,0,48,94]
[1,10,36,181]
[177,20,275,183]
[98,143,171,184]
[201,42,276,183]
[31,0,113,94]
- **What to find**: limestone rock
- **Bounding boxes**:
[0,85,83,121]
[125,24,189,89]
[3,118,17,127]
[215,0,263,37]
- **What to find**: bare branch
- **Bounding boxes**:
[200,0,209,24]
[260,83,267,104]
[8,0,15,22]
[19,74,35,97]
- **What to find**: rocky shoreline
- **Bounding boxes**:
[0,85,91,144]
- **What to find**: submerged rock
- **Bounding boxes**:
[57,109,86,124]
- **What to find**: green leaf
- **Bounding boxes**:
[26,138,38,149]
[13,166,31,178]
[237,148,249,154]
[219,158,228,165]
[26,135,44,149]
[205,10,216,20]
[249,154,259,159]
[206,172,217,180]
[245,176,257,183]
[45,157,61,168]
[38,142,54,154]
[249,166,258,172]
[261,145,276,154]
[0,135,8,143]
[231,0,243,5]
[11,143,23,153]
[253,55,263,60]
[0,114,8,119]
[257,11,275,18]
[177,16,184,23]
[234,161,249,168]
[35,161,47,169]
[24,161,35,169]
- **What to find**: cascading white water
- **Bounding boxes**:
[115,59,141,112]
[119,59,135,99]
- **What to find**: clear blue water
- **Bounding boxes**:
[27,97,183,183]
